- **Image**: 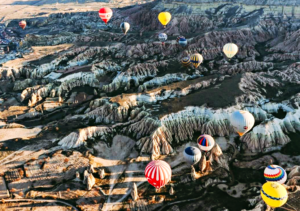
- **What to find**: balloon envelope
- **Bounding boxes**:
[183,146,202,165]
[145,160,172,189]
[99,7,113,24]
[158,33,168,42]
[120,22,130,34]
[178,38,187,46]
[197,134,215,152]
[176,36,185,43]
[223,43,238,59]
[264,165,287,184]
[190,53,203,68]
[181,57,191,67]
[230,110,255,136]
[19,21,26,30]
[158,12,171,27]
[261,182,288,208]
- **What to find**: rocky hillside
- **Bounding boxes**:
[1,1,300,210]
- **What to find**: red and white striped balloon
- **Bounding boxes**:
[145,160,172,189]
[98,7,113,25]
[19,20,26,30]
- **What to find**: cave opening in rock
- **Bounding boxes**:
[272,108,287,119]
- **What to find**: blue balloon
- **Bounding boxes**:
[178,38,187,46]
[183,146,202,165]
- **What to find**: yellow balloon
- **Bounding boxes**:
[158,12,172,28]
[223,43,238,59]
[190,53,203,68]
[261,182,288,208]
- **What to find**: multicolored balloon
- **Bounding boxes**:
[19,20,26,30]
[261,182,288,208]
[223,43,238,59]
[158,12,172,28]
[99,7,113,25]
[197,134,215,152]
[176,36,185,43]
[264,165,287,184]
[183,146,202,165]
[181,57,191,67]
[120,22,130,35]
[145,160,172,190]
[190,53,203,68]
[230,110,255,136]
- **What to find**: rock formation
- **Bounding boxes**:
[131,183,139,201]
[98,169,105,179]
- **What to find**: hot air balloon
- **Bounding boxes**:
[261,182,288,208]
[264,165,287,184]
[120,22,130,35]
[176,36,185,43]
[99,7,113,25]
[230,110,255,136]
[158,12,171,28]
[158,33,168,45]
[145,160,172,190]
[178,37,187,47]
[181,57,191,67]
[19,20,26,30]
[223,43,238,59]
[183,146,202,165]
[190,53,203,68]
[197,134,215,152]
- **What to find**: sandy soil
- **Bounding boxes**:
[0,1,148,22]
[2,44,73,68]
[0,127,42,141]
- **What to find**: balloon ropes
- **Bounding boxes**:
[230,110,255,137]
[145,160,172,190]
[99,7,113,25]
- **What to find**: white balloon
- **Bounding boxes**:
[223,43,238,59]
[120,22,130,34]
[230,110,255,136]
[158,33,168,42]
[183,146,202,165]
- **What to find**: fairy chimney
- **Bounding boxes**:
[199,155,206,173]
[98,169,105,179]
[191,165,196,181]
[131,183,139,201]
[169,186,174,195]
